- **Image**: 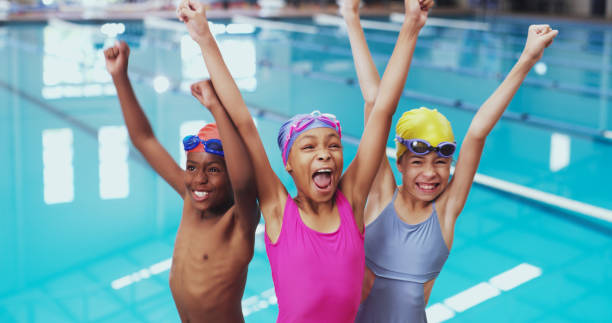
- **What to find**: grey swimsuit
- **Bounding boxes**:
[355,190,450,323]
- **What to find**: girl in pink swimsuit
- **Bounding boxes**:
[177,0,433,321]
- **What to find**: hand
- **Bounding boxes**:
[339,0,360,17]
[405,0,434,29]
[176,0,210,43]
[521,24,559,63]
[104,41,130,77]
[191,80,222,110]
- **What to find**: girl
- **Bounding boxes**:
[176,0,433,321]
[341,1,558,321]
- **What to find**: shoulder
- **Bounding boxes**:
[365,187,395,225]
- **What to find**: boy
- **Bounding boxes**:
[104,41,259,323]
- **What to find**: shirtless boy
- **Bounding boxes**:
[104,42,259,322]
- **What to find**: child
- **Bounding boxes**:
[104,42,259,323]
[176,0,433,321]
[341,1,558,321]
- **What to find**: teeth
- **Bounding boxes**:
[315,169,332,174]
[194,191,208,197]
[419,184,435,190]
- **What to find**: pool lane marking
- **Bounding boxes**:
[110,224,266,290]
[242,288,277,317]
[48,17,100,32]
[232,15,319,34]
[9,22,610,219]
[4,37,611,224]
[389,13,490,31]
[144,16,186,33]
[142,16,612,99]
[239,17,612,89]
[315,13,490,32]
[145,14,318,35]
[426,263,542,322]
[314,13,401,32]
[313,14,608,74]
[385,148,612,223]
[110,258,172,290]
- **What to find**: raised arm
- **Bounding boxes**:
[104,41,185,196]
[341,0,433,220]
[341,0,396,219]
[191,80,260,229]
[341,0,380,112]
[177,1,285,229]
[443,25,558,218]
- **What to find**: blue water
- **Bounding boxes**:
[1,15,611,322]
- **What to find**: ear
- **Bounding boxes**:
[396,155,404,173]
[285,161,293,173]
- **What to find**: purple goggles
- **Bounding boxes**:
[396,137,456,158]
[282,111,342,165]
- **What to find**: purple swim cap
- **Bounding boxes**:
[277,111,342,165]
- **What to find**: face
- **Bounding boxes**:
[397,151,451,201]
[286,127,343,202]
[184,151,233,213]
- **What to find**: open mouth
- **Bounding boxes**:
[416,182,439,193]
[312,168,333,192]
[192,190,210,201]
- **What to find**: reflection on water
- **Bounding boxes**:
[42,128,74,204]
[99,125,129,200]
[180,30,257,92]
[42,23,114,99]
[549,133,571,172]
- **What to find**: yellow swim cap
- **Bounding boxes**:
[396,107,455,159]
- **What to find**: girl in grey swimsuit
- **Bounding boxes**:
[342,1,558,321]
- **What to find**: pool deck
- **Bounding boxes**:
[3,2,611,26]
[0,3,472,22]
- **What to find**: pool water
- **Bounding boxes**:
[1,14,611,322]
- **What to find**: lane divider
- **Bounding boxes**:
[314,13,401,32]
[108,16,612,97]
[390,13,491,31]
[426,263,542,322]
[384,147,612,223]
[311,14,610,74]
[232,15,319,34]
[5,20,612,224]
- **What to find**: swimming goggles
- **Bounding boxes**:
[396,137,456,158]
[282,111,342,164]
[182,135,225,157]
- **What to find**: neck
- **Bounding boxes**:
[397,185,434,211]
[294,191,336,216]
[187,199,234,221]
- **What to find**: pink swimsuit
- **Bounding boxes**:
[265,190,365,322]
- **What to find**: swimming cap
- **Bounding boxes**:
[277,111,342,165]
[396,107,454,159]
[186,123,222,153]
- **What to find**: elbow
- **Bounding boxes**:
[464,130,487,144]
[364,88,379,107]
[129,132,155,149]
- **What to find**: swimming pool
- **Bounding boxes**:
[1,13,611,322]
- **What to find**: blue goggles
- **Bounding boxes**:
[182,135,224,157]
